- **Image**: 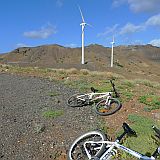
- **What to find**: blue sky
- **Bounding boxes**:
[0,0,160,53]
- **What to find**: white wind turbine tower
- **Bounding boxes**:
[110,36,115,67]
[78,6,91,64]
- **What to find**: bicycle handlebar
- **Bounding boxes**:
[117,123,137,141]
[152,126,160,138]
[110,80,120,98]
[122,123,137,135]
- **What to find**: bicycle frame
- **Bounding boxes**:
[75,80,119,105]
[77,92,112,102]
[83,140,156,160]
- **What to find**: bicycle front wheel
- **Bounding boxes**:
[67,93,86,107]
[68,130,107,160]
[95,98,121,116]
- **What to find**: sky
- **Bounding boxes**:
[0,0,160,53]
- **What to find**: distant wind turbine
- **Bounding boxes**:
[78,6,92,64]
[111,36,115,67]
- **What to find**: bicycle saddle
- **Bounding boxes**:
[123,123,137,136]
[91,87,99,93]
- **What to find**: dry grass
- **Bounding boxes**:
[65,68,79,74]
[80,69,90,75]
[133,79,160,89]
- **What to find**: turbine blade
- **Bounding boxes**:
[86,23,93,28]
[78,5,85,23]
[112,36,115,43]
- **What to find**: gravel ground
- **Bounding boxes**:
[0,73,99,160]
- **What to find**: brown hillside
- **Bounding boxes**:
[0,44,160,81]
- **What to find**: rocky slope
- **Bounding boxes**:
[0,73,99,160]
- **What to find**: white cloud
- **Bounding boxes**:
[146,14,160,26]
[114,14,160,36]
[97,24,119,37]
[112,0,126,7]
[113,0,160,13]
[120,23,145,35]
[128,0,160,13]
[23,24,57,39]
[149,39,160,47]
[16,43,30,48]
[56,0,63,7]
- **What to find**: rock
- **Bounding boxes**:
[34,123,45,134]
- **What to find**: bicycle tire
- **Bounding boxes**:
[95,98,121,116]
[67,93,87,107]
[68,130,107,160]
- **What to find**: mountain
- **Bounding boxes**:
[0,44,160,80]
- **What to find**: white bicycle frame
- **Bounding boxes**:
[77,92,113,103]
[84,140,156,160]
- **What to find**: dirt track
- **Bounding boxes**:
[0,73,99,160]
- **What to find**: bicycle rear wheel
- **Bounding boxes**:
[68,130,107,160]
[95,98,121,116]
[67,93,86,107]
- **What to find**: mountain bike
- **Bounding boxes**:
[68,123,160,160]
[67,80,121,116]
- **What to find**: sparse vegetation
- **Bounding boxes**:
[134,79,160,89]
[48,92,60,97]
[121,80,135,88]
[122,91,134,101]
[114,61,124,68]
[42,110,64,118]
[80,69,90,75]
[139,94,160,111]
[97,118,108,133]
[66,68,79,74]
[57,68,66,75]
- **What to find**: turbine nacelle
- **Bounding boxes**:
[80,22,86,26]
[111,41,115,45]
[80,22,92,32]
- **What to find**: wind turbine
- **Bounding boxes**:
[78,6,91,64]
[110,36,115,67]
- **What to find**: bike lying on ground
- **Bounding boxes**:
[68,123,160,160]
[67,80,121,116]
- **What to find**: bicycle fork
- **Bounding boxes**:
[104,95,112,108]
